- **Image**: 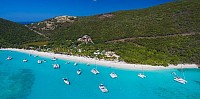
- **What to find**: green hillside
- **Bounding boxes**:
[0,18,45,47]
[26,0,200,65]
[28,0,200,43]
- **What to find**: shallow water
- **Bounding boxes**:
[0,50,200,99]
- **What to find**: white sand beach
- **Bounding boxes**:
[1,48,199,70]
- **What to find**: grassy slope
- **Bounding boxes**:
[0,18,45,47]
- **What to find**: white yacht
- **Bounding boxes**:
[172,72,187,84]
[6,56,12,60]
[53,64,60,69]
[99,84,108,93]
[74,62,78,66]
[51,57,57,61]
[37,60,42,64]
[86,63,90,66]
[138,73,146,78]
[23,59,28,62]
[91,68,100,75]
[174,77,187,84]
[77,69,81,75]
[63,78,70,85]
[110,72,118,78]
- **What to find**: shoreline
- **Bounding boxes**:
[1,48,199,70]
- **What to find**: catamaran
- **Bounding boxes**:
[110,72,118,78]
[138,66,146,78]
[63,78,70,85]
[23,59,28,62]
[91,56,100,74]
[6,56,12,60]
[53,64,60,69]
[172,66,187,84]
[110,61,118,78]
[37,60,42,64]
[77,69,81,75]
[99,84,108,93]
[91,68,100,75]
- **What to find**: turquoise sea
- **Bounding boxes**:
[0,50,200,99]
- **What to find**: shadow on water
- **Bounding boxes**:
[0,69,35,99]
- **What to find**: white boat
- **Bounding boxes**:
[63,78,70,85]
[6,56,12,60]
[74,62,78,66]
[37,60,42,64]
[174,77,187,84]
[86,63,90,66]
[138,73,146,78]
[23,59,28,62]
[65,62,70,64]
[138,66,146,78]
[91,68,99,75]
[110,72,118,78]
[99,84,108,93]
[53,64,60,69]
[34,55,38,57]
[43,60,47,62]
[51,57,57,61]
[77,69,81,75]
[172,65,188,84]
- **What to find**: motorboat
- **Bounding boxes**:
[6,56,12,60]
[51,57,57,61]
[86,63,90,66]
[91,68,100,75]
[53,64,60,69]
[99,84,108,93]
[174,77,187,84]
[77,69,81,75]
[37,60,42,64]
[74,62,78,66]
[23,59,28,62]
[110,72,118,78]
[63,78,70,85]
[138,73,146,78]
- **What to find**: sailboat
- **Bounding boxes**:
[173,65,187,84]
[91,57,100,74]
[138,66,146,78]
[110,62,118,78]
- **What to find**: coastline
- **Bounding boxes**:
[1,48,198,70]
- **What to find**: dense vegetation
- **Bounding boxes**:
[0,18,45,47]
[29,0,200,44]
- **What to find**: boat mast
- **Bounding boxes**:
[182,64,186,79]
